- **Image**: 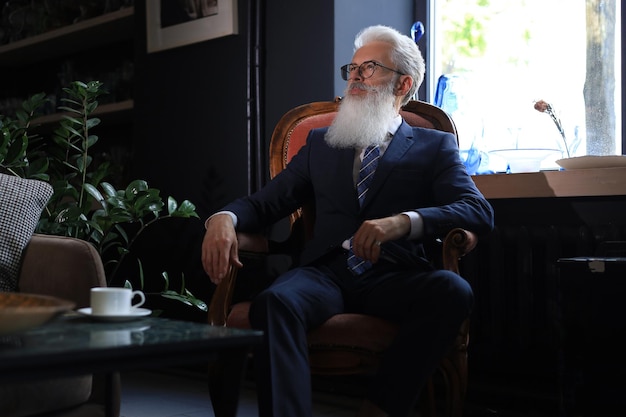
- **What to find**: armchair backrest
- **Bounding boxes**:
[268,98,458,241]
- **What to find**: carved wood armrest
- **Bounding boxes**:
[208,232,269,326]
[237,232,270,253]
[441,228,478,274]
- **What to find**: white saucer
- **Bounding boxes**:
[555,155,626,170]
[76,307,152,322]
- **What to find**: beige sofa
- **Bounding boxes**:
[0,234,121,417]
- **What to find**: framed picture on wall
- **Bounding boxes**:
[146,0,238,53]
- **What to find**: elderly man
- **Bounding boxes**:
[202,25,493,417]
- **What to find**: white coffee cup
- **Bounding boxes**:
[90,287,146,316]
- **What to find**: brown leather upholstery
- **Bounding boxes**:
[4,234,122,417]
[208,99,477,417]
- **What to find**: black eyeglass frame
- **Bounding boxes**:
[340,60,405,81]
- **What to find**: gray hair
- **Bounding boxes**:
[354,25,425,105]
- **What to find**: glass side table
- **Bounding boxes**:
[0,314,263,417]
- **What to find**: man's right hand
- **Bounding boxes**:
[201,213,243,285]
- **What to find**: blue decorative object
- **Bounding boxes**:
[460,146,482,175]
[433,74,459,113]
[411,21,424,43]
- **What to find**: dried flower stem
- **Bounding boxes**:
[534,99,570,157]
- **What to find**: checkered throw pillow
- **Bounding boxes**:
[0,174,53,292]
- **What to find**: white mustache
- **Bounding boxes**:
[348,82,378,93]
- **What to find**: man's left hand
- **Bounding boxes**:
[352,214,411,263]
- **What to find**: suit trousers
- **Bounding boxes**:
[248,249,474,417]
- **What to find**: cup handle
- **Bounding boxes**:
[131,290,146,309]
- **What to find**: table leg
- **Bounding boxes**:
[105,373,114,417]
[208,347,251,417]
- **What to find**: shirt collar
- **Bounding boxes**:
[387,114,402,138]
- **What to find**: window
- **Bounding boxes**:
[428,0,622,172]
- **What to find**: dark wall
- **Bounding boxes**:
[262,0,336,188]
[132,1,252,221]
[131,0,339,219]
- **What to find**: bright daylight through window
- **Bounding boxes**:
[428,0,622,173]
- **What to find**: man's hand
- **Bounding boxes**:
[352,214,410,263]
[201,214,243,285]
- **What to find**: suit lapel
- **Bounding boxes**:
[333,146,361,211]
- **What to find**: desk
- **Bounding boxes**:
[472,167,626,199]
[0,315,263,417]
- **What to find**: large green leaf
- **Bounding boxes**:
[84,183,104,202]
[105,196,128,210]
[133,199,162,216]
[15,108,28,123]
[107,210,134,223]
[100,182,117,198]
[86,118,101,130]
[167,196,178,214]
[87,161,110,187]
[61,123,85,140]
[125,180,149,198]
[57,106,83,116]
[86,102,98,114]
[0,129,11,159]
[21,92,47,113]
[25,156,49,179]
[161,290,208,311]
[3,133,27,165]
[84,134,99,150]
[173,200,199,217]
[76,155,93,173]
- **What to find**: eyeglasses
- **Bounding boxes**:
[340,60,404,81]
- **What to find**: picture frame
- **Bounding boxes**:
[146,0,238,53]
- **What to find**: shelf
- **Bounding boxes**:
[472,167,626,199]
[32,99,134,131]
[0,7,134,67]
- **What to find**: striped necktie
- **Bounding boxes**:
[347,144,380,275]
[356,145,380,206]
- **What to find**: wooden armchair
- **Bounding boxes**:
[208,99,478,417]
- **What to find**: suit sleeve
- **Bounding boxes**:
[220,131,316,233]
[415,131,494,238]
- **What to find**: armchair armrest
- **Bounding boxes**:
[208,232,269,326]
[18,234,107,308]
[442,228,478,275]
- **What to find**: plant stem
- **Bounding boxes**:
[547,104,570,158]
[79,96,89,209]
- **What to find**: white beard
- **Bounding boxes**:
[324,81,398,149]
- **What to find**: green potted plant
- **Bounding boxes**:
[0,80,207,315]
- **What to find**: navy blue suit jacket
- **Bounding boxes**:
[223,120,494,267]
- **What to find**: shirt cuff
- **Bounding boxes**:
[204,211,238,229]
[402,211,423,240]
